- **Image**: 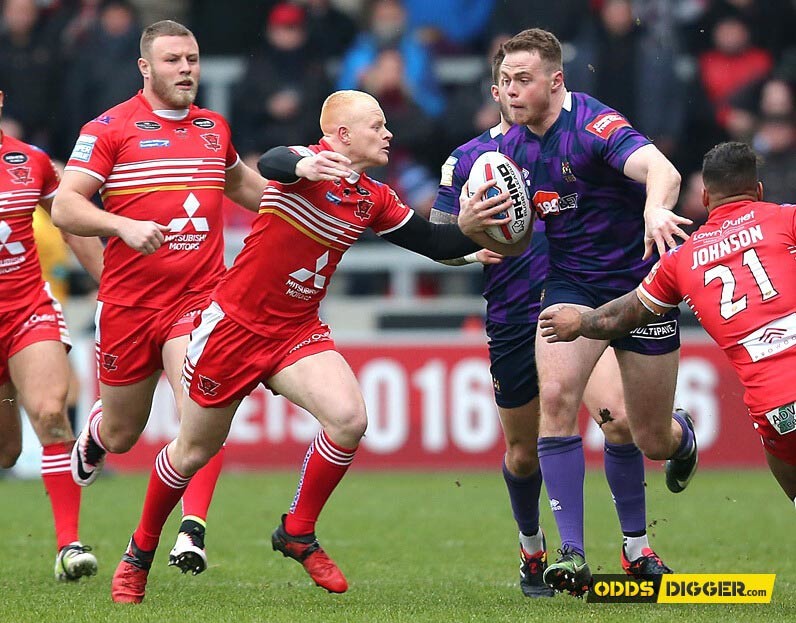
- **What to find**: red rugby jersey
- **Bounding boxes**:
[65,92,238,308]
[215,139,413,336]
[0,135,59,312]
[639,200,796,414]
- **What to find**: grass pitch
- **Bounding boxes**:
[0,469,793,623]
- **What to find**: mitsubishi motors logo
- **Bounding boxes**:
[167,193,209,232]
[0,221,24,255]
[289,251,329,289]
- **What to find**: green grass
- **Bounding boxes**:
[0,469,793,622]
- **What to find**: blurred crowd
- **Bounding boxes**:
[4,0,796,298]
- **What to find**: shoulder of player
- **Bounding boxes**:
[0,136,50,167]
[574,93,637,139]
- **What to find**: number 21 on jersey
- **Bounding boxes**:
[704,248,779,319]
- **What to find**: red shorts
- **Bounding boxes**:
[752,401,796,465]
[182,301,336,407]
[95,292,209,385]
[0,283,70,384]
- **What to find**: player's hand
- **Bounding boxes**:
[457,180,512,235]
[538,306,583,343]
[476,249,503,265]
[119,219,172,255]
[643,207,692,260]
[295,150,353,181]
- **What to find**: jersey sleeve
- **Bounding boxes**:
[432,150,468,216]
[64,119,119,183]
[584,108,650,173]
[637,247,683,313]
[218,115,239,169]
[32,147,60,198]
[371,185,414,235]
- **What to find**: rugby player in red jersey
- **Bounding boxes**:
[0,88,104,581]
[541,141,796,503]
[52,20,268,580]
[107,89,520,603]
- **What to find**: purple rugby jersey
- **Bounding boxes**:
[433,123,548,325]
[501,91,654,292]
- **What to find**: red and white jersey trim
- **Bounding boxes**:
[260,187,365,250]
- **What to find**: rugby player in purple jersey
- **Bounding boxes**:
[435,44,673,598]
[458,29,698,596]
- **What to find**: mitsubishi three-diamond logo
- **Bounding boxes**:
[0,221,24,255]
[167,193,209,232]
[289,251,329,289]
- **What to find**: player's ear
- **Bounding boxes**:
[338,125,351,145]
[756,181,763,200]
[490,84,499,103]
[138,57,150,80]
[701,187,709,207]
[551,70,564,92]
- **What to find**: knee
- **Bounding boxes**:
[100,426,139,454]
[326,400,368,445]
[538,382,578,435]
[504,441,539,476]
[175,441,217,477]
[28,401,72,443]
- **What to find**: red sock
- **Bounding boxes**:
[42,442,81,550]
[284,430,356,536]
[181,445,225,522]
[133,446,190,552]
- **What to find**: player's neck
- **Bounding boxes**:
[141,88,190,116]
[708,193,758,212]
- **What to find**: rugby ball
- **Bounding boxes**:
[467,151,532,244]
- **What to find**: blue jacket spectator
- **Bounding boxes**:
[401,0,494,50]
[336,0,445,118]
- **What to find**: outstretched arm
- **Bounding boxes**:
[624,143,689,260]
[538,291,659,342]
[381,212,481,260]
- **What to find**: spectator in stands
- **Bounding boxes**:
[690,0,796,62]
[358,48,437,191]
[444,34,506,149]
[401,0,494,53]
[336,0,445,118]
[755,113,796,205]
[189,0,271,55]
[299,0,358,59]
[63,0,142,146]
[231,2,330,158]
[488,0,590,46]
[566,0,684,156]
[0,0,62,152]
[698,15,772,133]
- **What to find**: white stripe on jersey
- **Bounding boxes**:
[263,187,366,234]
[111,157,226,171]
[263,195,360,247]
[104,175,226,189]
[0,189,44,213]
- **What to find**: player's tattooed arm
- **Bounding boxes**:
[539,292,658,342]
[429,208,502,266]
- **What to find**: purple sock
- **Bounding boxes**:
[604,442,646,535]
[672,411,695,459]
[537,436,585,557]
[502,462,542,535]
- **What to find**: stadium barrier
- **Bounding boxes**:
[28,330,755,472]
